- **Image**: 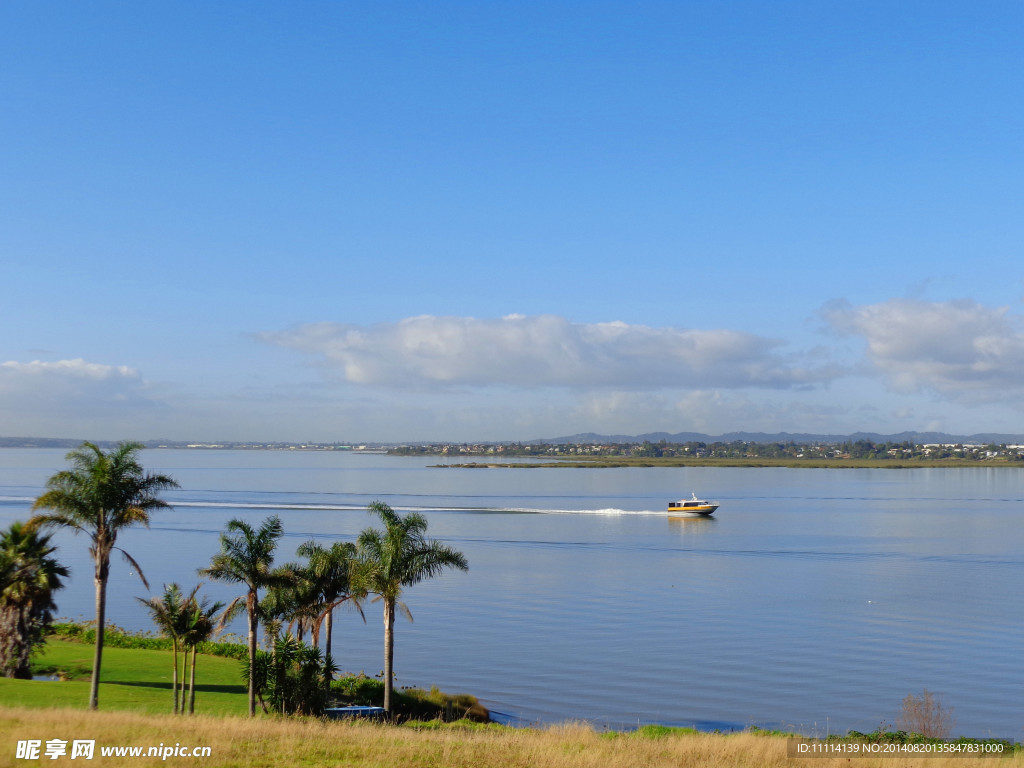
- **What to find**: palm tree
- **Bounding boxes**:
[198,515,284,717]
[260,562,320,644]
[137,584,184,712]
[296,540,365,671]
[356,501,467,715]
[30,441,177,709]
[137,583,195,713]
[180,589,236,715]
[0,521,69,678]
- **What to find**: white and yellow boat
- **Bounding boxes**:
[667,493,719,516]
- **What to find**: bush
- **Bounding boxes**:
[331,673,384,705]
[330,674,490,722]
[898,689,954,740]
[633,725,698,739]
[48,620,247,660]
[246,636,335,716]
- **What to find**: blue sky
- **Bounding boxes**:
[2,1,1023,441]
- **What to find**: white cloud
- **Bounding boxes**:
[822,299,1024,399]
[0,358,139,382]
[0,359,162,435]
[260,314,832,390]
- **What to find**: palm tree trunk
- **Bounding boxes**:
[247,595,257,717]
[1,606,32,679]
[178,643,188,715]
[90,569,107,711]
[171,640,180,714]
[383,600,395,715]
[324,608,333,679]
[188,644,197,714]
[0,607,16,678]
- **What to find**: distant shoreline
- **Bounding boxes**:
[430,457,1024,469]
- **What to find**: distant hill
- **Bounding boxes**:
[535,431,1024,445]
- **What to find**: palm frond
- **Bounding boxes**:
[395,600,413,622]
[115,547,150,591]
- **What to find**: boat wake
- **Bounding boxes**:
[174,502,670,516]
[171,501,368,512]
[2,495,671,518]
[502,507,667,516]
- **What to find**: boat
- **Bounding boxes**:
[667,493,719,516]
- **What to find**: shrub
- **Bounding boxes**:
[48,620,247,660]
[898,689,954,740]
[634,725,698,739]
[330,674,490,722]
[332,673,384,705]
[246,636,335,716]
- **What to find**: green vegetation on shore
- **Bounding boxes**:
[3,443,470,724]
[2,630,487,722]
[2,637,248,716]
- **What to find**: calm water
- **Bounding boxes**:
[1,449,1021,738]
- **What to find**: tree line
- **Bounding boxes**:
[0,441,467,719]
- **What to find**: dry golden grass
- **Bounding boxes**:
[0,706,1019,768]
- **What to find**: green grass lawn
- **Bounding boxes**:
[0,639,248,716]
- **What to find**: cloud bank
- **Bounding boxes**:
[261,314,830,390]
[0,358,145,397]
[0,359,160,434]
[822,299,1024,399]
[8,301,1023,443]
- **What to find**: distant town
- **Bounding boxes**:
[390,439,1024,463]
[3,435,1024,464]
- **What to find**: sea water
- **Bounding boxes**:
[1,448,1021,738]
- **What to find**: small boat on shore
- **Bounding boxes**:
[667,493,719,516]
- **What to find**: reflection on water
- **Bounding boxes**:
[0,450,1021,738]
[666,515,717,536]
